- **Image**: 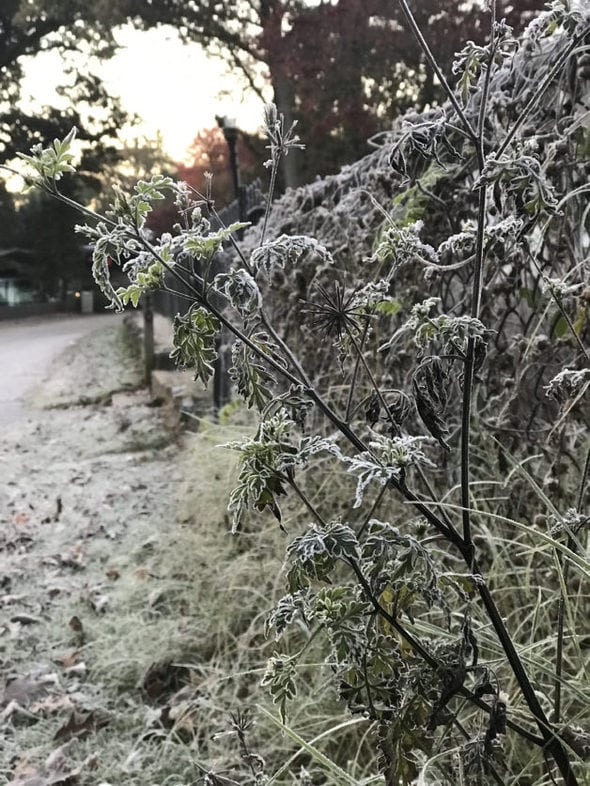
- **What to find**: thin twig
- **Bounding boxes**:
[345,318,371,424]
[395,0,478,146]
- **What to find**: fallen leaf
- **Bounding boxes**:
[68,617,83,632]
[105,568,120,580]
[10,614,42,626]
[1,673,58,709]
[133,567,159,580]
[30,695,74,715]
[55,651,79,670]
[67,617,84,646]
[54,710,108,742]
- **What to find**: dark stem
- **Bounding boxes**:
[395,0,478,146]
[261,156,280,245]
[474,564,578,785]
[346,556,543,747]
[461,0,495,562]
[345,318,371,423]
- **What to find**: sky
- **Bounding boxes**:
[19,24,267,164]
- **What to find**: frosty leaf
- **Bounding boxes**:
[368,220,438,273]
[477,152,559,216]
[286,522,360,582]
[346,434,434,507]
[91,241,123,311]
[544,368,590,404]
[17,127,77,184]
[401,297,488,350]
[413,360,451,451]
[134,174,175,201]
[224,409,297,531]
[170,307,219,386]
[295,435,343,464]
[261,654,298,723]
[266,591,309,639]
[313,587,370,665]
[251,234,333,274]
[230,337,276,411]
[452,41,487,102]
[116,260,164,307]
[216,268,262,321]
[116,283,142,308]
[438,573,483,599]
[351,280,400,313]
[184,222,249,258]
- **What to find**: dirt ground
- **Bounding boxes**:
[0,319,190,784]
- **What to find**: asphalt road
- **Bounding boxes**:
[0,313,119,428]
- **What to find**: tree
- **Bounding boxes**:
[0,1,143,164]
[14,187,84,297]
[132,0,545,184]
[1,1,545,185]
[0,180,18,247]
[272,0,547,179]
[179,127,265,203]
[180,127,246,207]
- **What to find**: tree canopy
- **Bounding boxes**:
[0,1,142,163]
[130,0,545,183]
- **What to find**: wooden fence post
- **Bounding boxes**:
[143,292,154,388]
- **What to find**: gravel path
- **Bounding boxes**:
[0,314,120,428]
[0,318,185,784]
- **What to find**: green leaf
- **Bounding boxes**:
[169,307,219,386]
[439,573,481,599]
[375,299,402,316]
[116,284,142,308]
[185,221,250,258]
[230,334,278,411]
[260,655,298,723]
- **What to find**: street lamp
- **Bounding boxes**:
[213,115,244,414]
[216,115,240,200]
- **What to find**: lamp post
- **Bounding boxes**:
[216,115,240,200]
[213,116,244,415]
